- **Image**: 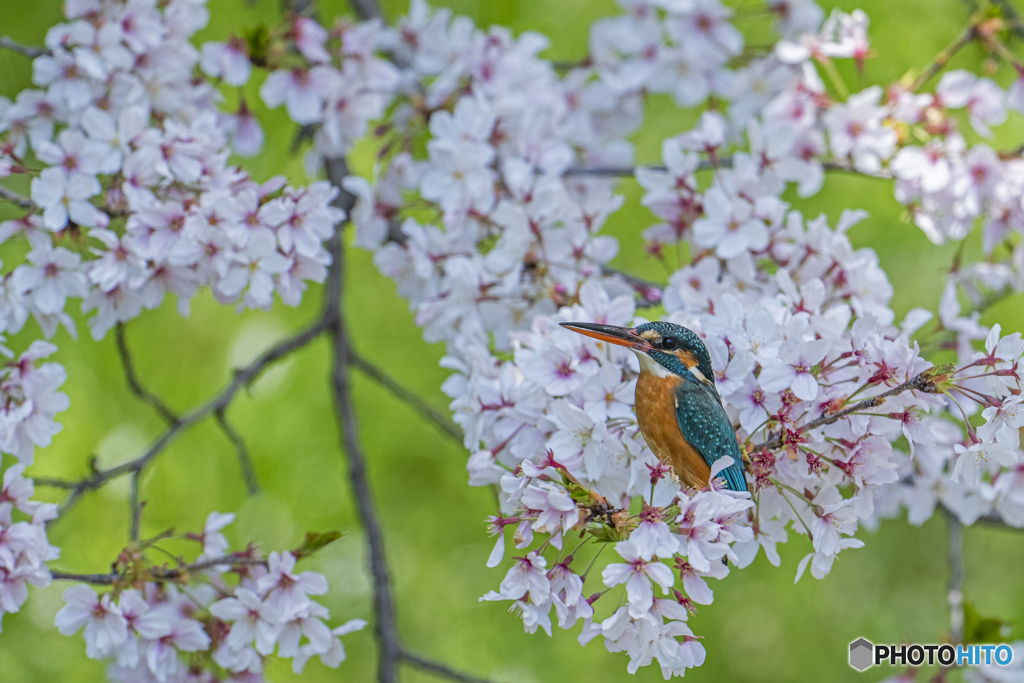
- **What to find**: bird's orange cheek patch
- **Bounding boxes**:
[675,349,698,368]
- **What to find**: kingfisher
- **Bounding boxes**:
[560,320,748,493]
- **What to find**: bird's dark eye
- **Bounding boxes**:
[661,337,677,350]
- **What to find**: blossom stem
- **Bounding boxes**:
[580,543,608,582]
[947,383,992,405]
[750,369,939,453]
[771,478,819,511]
[818,58,849,99]
[775,486,815,542]
[944,390,980,443]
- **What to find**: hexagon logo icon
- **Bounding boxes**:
[849,638,874,671]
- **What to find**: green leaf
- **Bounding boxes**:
[963,602,1010,645]
[293,530,344,558]
[586,525,626,544]
[244,25,270,67]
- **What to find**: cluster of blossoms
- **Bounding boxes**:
[0,342,69,630]
[0,463,60,633]
[54,512,364,681]
[3,0,348,345]
[0,0,367,678]
[4,0,1024,679]
[273,0,1024,677]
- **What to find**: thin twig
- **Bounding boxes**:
[0,186,33,209]
[564,159,893,179]
[350,351,463,444]
[34,477,84,489]
[129,470,142,541]
[115,323,179,424]
[603,266,663,308]
[324,157,402,683]
[214,408,259,495]
[910,22,978,92]
[993,0,1024,41]
[50,554,269,585]
[400,651,496,683]
[0,37,47,58]
[750,370,938,452]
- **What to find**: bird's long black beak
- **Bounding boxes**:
[559,322,650,350]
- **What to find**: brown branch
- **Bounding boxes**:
[750,370,939,453]
[399,651,496,683]
[324,158,401,683]
[0,37,47,59]
[214,408,259,495]
[0,186,33,209]
[350,351,463,444]
[115,323,179,424]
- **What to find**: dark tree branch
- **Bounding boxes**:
[0,37,47,58]
[349,0,383,20]
[0,186,33,209]
[115,323,179,424]
[324,158,401,683]
[399,651,496,683]
[750,370,939,453]
[46,317,329,519]
[350,351,463,444]
[214,408,259,495]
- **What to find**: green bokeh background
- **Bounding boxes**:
[1,1,1023,681]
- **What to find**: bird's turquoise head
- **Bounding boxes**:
[559,320,716,387]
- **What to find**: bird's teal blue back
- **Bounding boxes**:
[673,380,748,492]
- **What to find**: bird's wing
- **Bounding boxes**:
[674,381,748,492]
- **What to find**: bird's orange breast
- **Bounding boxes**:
[635,373,711,490]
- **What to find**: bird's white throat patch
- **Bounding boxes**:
[633,350,676,378]
[633,349,710,384]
